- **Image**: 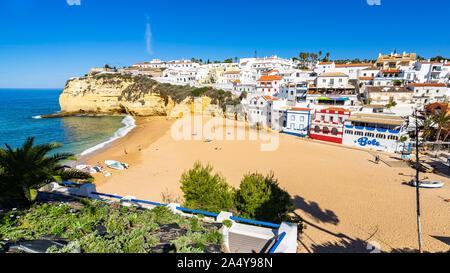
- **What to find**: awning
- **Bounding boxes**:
[317,97,349,101]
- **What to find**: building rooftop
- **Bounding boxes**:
[410,83,446,87]
[346,113,404,126]
[257,75,283,81]
[317,72,349,77]
[365,86,411,93]
[335,63,373,68]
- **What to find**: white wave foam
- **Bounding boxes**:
[32,115,42,119]
[80,115,136,156]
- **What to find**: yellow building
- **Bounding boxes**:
[375,52,417,69]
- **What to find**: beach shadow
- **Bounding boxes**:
[426,161,450,178]
[430,235,450,247]
[294,212,420,253]
[291,196,339,225]
[310,237,419,253]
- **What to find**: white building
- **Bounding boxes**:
[223,71,241,83]
[282,107,313,136]
[334,63,373,80]
[246,95,279,128]
[373,69,404,86]
[413,61,446,83]
[279,82,308,103]
[364,86,413,105]
[410,83,449,108]
[162,67,197,84]
[342,113,408,153]
[314,62,335,75]
[307,72,359,106]
[256,75,285,96]
[132,59,167,69]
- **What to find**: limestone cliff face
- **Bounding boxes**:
[59,75,214,118]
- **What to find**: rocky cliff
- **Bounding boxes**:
[56,74,240,118]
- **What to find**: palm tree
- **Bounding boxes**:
[318,51,322,61]
[299,52,305,63]
[432,110,450,142]
[326,52,331,62]
[419,115,435,142]
[0,137,92,205]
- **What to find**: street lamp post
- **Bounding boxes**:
[414,109,423,253]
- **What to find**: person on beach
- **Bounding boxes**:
[375,155,380,164]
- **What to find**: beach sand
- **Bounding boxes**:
[84,115,450,253]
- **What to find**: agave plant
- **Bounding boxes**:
[0,137,92,205]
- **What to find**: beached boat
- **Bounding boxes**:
[408,179,445,189]
[104,160,129,170]
[75,164,99,174]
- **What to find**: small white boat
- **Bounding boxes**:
[104,160,129,170]
[408,179,445,189]
[75,164,98,174]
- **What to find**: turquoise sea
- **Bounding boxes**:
[0,89,135,156]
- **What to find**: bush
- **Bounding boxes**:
[235,172,294,223]
[180,162,234,213]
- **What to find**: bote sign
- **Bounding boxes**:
[355,137,381,147]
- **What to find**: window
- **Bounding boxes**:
[376,134,386,139]
[388,135,398,140]
[339,78,342,83]
[338,117,343,123]
[322,127,330,134]
[299,124,304,130]
[355,131,364,136]
[291,116,295,121]
[321,115,325,121]
[314,126,321,133]
[300,116,304,122]
[330,116,334,122]
[331,128,339,135]
[345,130,353,135]
[365,132,374,137]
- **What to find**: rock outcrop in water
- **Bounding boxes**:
[56,74,243,119]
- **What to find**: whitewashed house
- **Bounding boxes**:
[282,107,313,136]
[256,75,284,97]
[373,69,404,86]
[246,95,279,128]
[410,83,449,108]
[307,72,359,106]
[334,63,373,80]
[342,113,408,153]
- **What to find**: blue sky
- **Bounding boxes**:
[0,0,449,88]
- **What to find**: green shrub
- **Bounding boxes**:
[222,220,233,228]
[180,162,234,213]
[235,172,294,223]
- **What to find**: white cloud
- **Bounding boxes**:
[66,0,81,6]
[145,22,153,55]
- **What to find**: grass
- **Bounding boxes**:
[0,197,223,253]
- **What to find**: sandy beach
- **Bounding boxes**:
[83,115,450,253]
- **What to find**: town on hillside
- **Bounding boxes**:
[89,52,450,156]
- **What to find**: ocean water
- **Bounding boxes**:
[0,89,135,156]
